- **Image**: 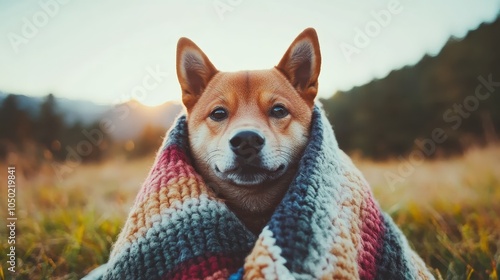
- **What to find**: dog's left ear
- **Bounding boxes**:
[276,28,321,103]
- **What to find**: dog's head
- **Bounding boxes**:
[176,28,321,214]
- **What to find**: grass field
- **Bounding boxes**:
[0,146,499,280]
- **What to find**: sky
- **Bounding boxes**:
[0,0,499,106]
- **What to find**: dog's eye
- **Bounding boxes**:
[210,108,228,121]
[270,105,289,119]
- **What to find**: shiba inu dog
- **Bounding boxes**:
[176,28,321,234]
[84,28,433,280]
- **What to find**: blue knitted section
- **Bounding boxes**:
[228,268,244,280]
[375,213,414,280]
[102,198,255,280]
[267,106,329,274]
[161,114,189,152]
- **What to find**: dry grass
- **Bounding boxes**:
[354,145,500,279]
[0,146,499,279]
[0,156,153,280]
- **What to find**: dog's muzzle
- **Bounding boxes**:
[212,130,287,185]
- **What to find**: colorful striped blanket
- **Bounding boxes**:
[89,106,434,279]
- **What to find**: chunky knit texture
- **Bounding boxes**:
[93,106,434,280]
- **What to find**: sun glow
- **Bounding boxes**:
[136,98,181,107]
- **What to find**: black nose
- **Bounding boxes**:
[229,131,265,159]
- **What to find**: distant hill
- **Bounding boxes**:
[102,100,183,141]
[321,15,500,159]
[0,92,42,117]
[0,92,109,126]
[0,92,184,141]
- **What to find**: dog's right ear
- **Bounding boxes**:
[276,28,321,104]
[176,38,218,109]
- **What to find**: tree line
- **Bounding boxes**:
[321,16,500,159]
[0,94,166,168]
[0,94,110,162]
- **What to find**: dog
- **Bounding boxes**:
[83,28,434,280]
[176,28,321,234]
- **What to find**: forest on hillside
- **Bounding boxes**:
[0,94,111,162]
[321,16,500,159]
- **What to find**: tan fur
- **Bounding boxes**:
[176,28,321,234]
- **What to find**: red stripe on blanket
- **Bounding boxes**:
[358,194,385,280]
[134,145,200,206]
[164,254,243,280]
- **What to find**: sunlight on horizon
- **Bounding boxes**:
[139,99,169,107]
[130,97,182,107]
[0,0,499,107]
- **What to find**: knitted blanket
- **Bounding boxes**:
[92,106,434,280]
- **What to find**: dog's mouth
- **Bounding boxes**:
[214,163,286,186]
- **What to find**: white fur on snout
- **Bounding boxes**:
[212,133,296,185]
[216,151,290,185]
[189,119,309,187]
